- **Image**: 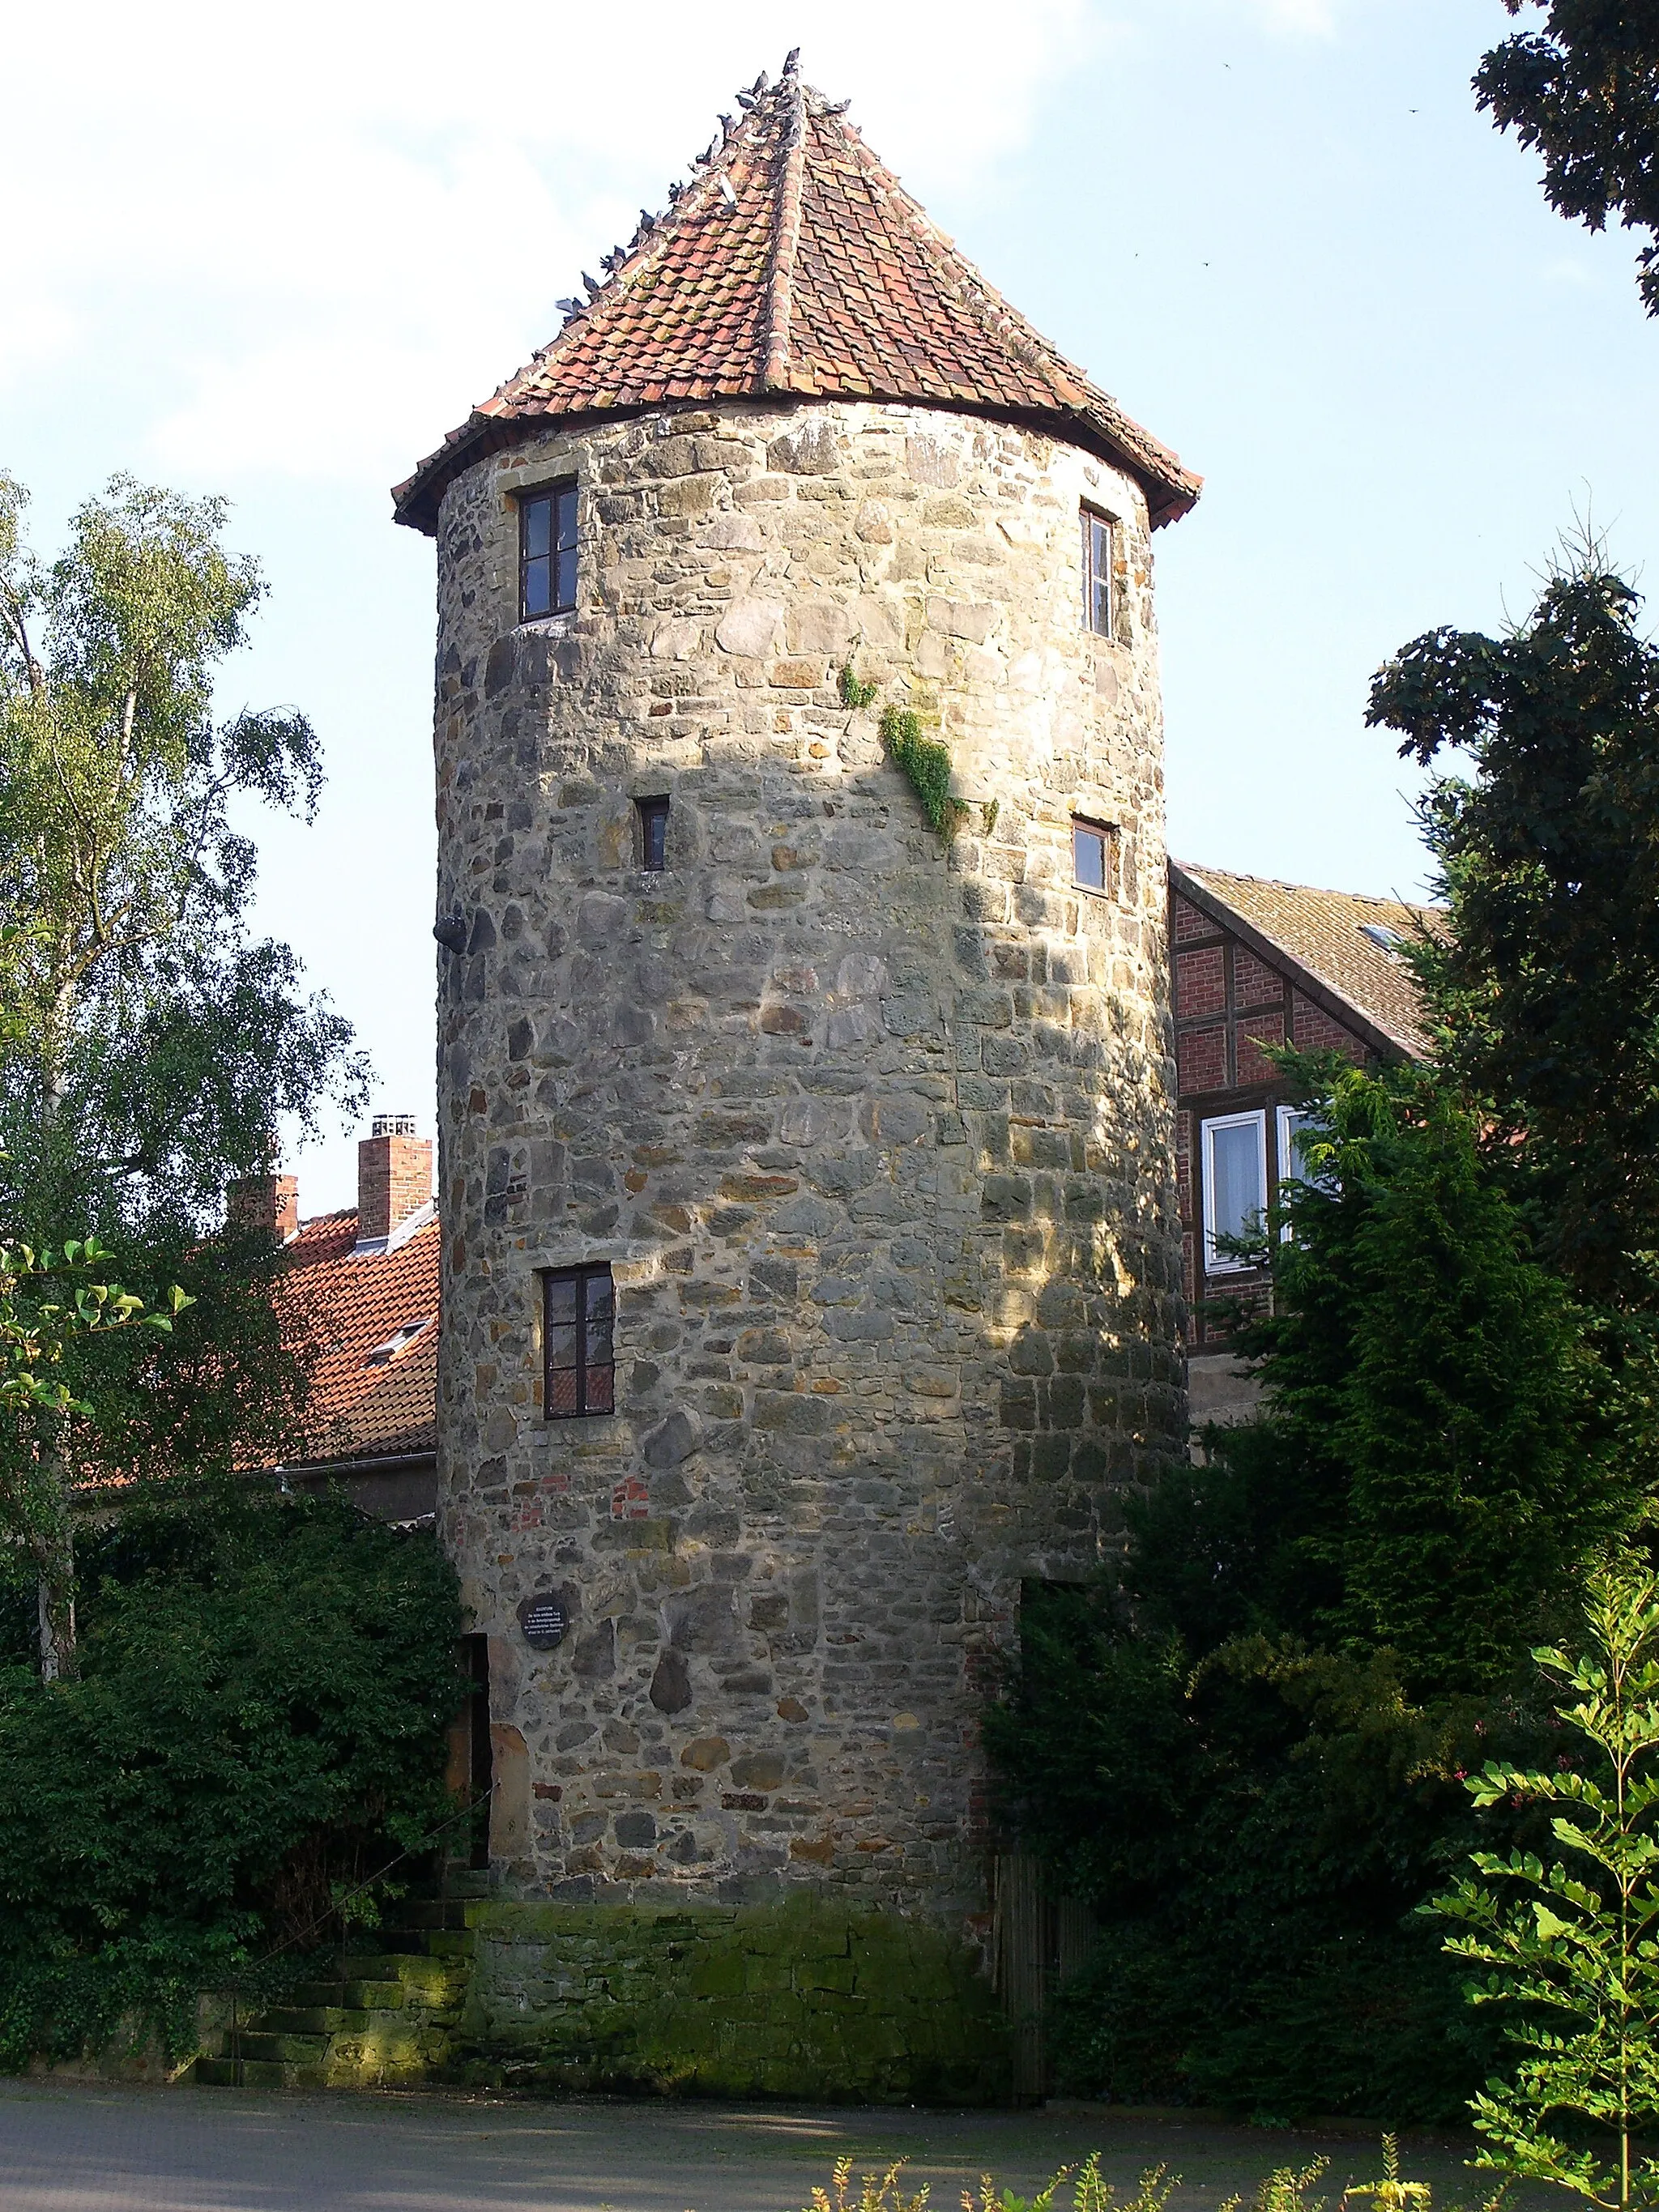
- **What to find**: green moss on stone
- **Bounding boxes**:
[459,1892,1010,2103]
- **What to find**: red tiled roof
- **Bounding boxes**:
[394,58,1201,535]
[275,1209,439,1468]
[1174,861,1444,1060]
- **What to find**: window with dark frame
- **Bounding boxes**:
[1072,816,1115,895]
[637,795,670,873]
[1081,506,1113,637]
[542,1263,614,1418]
[519,480,578,622]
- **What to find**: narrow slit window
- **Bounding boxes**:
[1073,817,1115,895]
[1082,507,1113,637]
[1201,1110,1268,1274]
[637,796,670,873]
[519,480,578,621]
[542,1263,614,1419]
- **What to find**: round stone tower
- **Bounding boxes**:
[395,57,1201,2095]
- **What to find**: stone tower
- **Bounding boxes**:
[396,58,1200,2096]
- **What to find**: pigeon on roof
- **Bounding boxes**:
[394,54,1201,535]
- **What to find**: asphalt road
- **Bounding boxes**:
[0,2083,1500,2212]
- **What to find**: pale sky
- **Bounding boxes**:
[6,0,1654,1213]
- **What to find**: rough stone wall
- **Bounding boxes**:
[432,396,1184,1929]
[457,1894,1008,2101]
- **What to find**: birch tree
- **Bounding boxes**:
[0,472,366,1240]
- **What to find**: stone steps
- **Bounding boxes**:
[194,2056,331,2090]
[258,2005,378,2035]
[191,1891,477,2090]
[289,1978,407,2010]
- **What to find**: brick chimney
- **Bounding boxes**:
[356,1114,433,1251]
[226,1170,300,1243]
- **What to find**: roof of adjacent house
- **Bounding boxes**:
[275,1209,440,1469]
[393,56,1201,536]
[1172,860,1443,1061]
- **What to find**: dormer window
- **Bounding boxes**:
[365,1317,434,1366]
[1082,506,1113,637]
[520,480,578,621]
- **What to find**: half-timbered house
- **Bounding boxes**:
[1169,860,1439,1426]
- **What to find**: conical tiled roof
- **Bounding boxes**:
[393,56,1201,534]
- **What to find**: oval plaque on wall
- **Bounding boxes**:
[517,1592,569,1650]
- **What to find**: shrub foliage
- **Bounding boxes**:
[0,1489,462,2069]
[986,1061,1639,2119]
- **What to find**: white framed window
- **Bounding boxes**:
[1201,1110,1268,1275]
[1277,1106,1325,1189]
[1081,506,1114,637]
[1275,1105,1326,1241]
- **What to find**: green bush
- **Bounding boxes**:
[0,1488,462,2069]
[985,1063,1631,2120]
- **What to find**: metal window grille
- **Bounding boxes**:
[542,1263,615,1418]
[520,481,578,621]
[637,796,670,872]
[1081,508,1113,637]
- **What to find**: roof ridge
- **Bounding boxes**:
[1181,859,1441,913]
[481,72,790,422]
[761,60,808,391]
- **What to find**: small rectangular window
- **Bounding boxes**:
[542,1263,614,1419]
[520,480,578,622]
[637,796,670,872]
[1082,507,1113,637]
[1073,816,1115,895]
[1201,1110,1267,1274]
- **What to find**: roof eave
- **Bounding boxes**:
[1168,859,1422,1066]
[393,391,1201,539]
[275,1447,438,1477]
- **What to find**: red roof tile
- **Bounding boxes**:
[275,1209,439,1468]
[394,59,1201,534]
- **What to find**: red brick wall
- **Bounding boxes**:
[1177,1024,1227,1094]
[358,1134,433,1242]
[1233,946,1281,1008]
[1236,1011,1286,1085]
[1291,992,1366,1059]
[1175,944,1226,1018]
[1173,895,1212,943]
[1171,880,1378,1348]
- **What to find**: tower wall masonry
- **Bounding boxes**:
[433,396,1185,1952]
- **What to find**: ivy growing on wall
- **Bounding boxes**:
[878,706,970,841]
[838,662,877,710]
[838,662,970,842]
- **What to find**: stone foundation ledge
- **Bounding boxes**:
[456,1891,1012,2103]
